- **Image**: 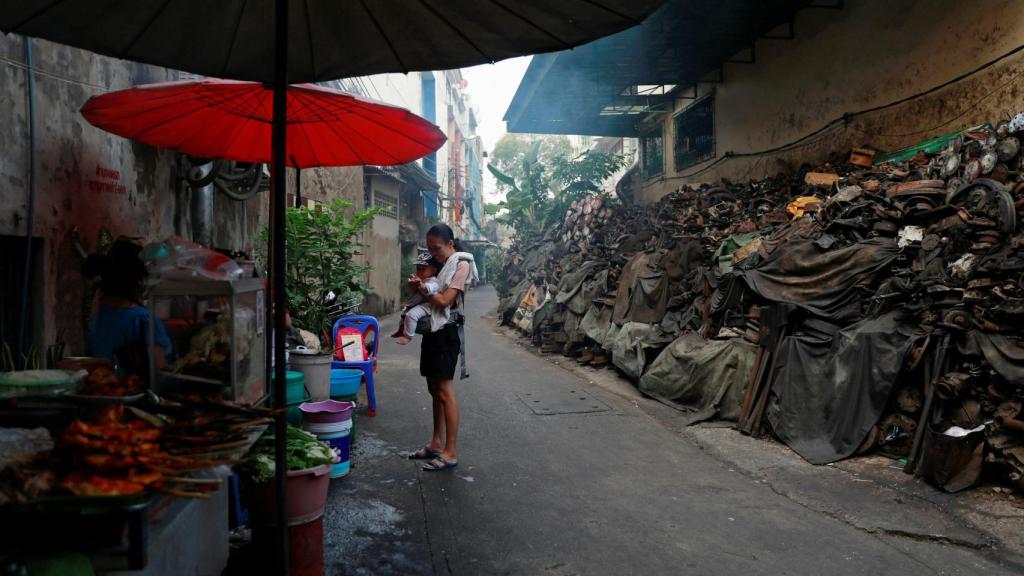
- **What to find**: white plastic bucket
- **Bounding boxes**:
[288,352,332,400]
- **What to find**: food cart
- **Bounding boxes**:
[0,271,271,573]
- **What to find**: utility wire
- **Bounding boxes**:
[665,41,1024,180]
[0,54,107,89]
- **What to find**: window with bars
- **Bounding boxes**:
[373,192,398,219]
[673,93,715,171]
[640,127,664,180]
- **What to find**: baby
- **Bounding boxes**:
[391,250,441,345]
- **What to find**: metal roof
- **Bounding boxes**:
[504,0,815,137]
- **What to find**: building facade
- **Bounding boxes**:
[337,69,486,316]
[505,0,1024,206]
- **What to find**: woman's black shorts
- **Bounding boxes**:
[420,323,461,380]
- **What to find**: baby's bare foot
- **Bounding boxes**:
[397,336,412,346]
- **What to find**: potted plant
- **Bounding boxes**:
[240,425,339,526]
[257,199,376,400]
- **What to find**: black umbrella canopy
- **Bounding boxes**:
[2,2,665,572]
[1,0,665,83]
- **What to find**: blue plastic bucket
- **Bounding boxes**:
[330,369,362,397]
[319,431,351,478]
[285,371,306,404]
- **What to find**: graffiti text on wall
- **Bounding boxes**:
[86,164,126,195]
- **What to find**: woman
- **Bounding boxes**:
[84,239,172,373]
[407,224,477,471]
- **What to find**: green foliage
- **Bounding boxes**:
[489,134,572,193]
[257,199,378,346]
[484,202,503,216]
[487,144,625,240]
[485,248,509,297]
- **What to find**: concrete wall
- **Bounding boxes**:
[0,36,207,355]
[0,36,364,356]
[637,0,1024,203]
[363,176,402,316]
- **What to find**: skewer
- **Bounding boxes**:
[163,476,222,485]
[157,486,211,499]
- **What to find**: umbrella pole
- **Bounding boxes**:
[271,0,289,573]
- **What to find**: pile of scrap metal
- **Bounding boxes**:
[497,113,1024,495]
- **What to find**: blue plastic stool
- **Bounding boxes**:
[331,315,380,416]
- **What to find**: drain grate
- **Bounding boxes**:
[517,387,610,415]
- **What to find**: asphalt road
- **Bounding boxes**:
[323,286,1017,576]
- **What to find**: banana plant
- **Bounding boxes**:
[487,144,624,240]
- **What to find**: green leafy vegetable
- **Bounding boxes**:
[241,425,337,483]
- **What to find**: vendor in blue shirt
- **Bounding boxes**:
[84,239,172,371]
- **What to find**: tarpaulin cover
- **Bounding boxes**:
[767,311,918,465]
[559,269,609,316]
[713,232,761,275]
[500,279,533,322]
[639,335,758,425]
[581,303,620,348]
[613,251,667,325]
[738,237,901,322]
[608,322,677,381]
[554,262,601,306]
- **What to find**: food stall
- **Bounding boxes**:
[0,249,273,574]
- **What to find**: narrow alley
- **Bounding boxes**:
[324,288,1019,576]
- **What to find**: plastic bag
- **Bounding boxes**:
[144,236,243,281]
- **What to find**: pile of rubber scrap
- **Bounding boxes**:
[499,173,804,373]
[733,117,1024,494]
[496,112,1024,496]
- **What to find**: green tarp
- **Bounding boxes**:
[639,335,758,425]
[713,232,761,275]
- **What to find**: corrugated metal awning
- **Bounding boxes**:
[504,0,814,137]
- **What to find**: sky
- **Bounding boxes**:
[461,56,532,204]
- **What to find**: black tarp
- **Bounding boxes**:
[767,311,918,465]
[738,237,901,322]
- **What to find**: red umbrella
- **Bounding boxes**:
[80,79,447,168]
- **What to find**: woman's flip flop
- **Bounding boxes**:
[421,455,458,471]
[408,446,440,460]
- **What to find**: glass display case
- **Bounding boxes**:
[147,277,266,405]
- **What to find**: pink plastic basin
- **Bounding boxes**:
[246,464,331,527]
[299,399,355,424]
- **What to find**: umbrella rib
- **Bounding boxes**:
[287,92,321,166]
[357,0,408,73]
[416,0,494,63]
[221,0,250,78]
[216,101,266,161]
[304,0,318,79]
[126,87,262,143]
[485,0,572,49]
[294,115,324,169]
[316,113,366,165]
[576,0,643,24]
[119,0,174,56]
[317,92,442,149]
[98,85,257,130]
[306,93,403,164]
[8,0,69,32]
